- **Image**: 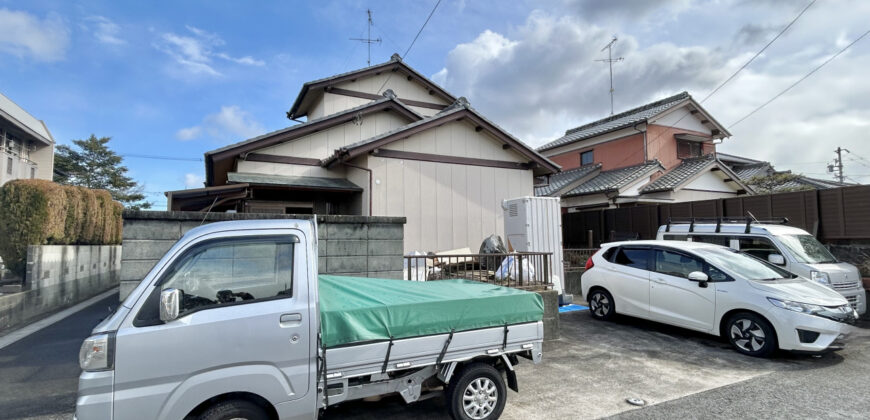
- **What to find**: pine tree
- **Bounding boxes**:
[54,135,151,210]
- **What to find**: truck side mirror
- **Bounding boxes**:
[768,254,785,266]
[159,288,182,322]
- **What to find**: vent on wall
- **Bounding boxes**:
[508,203,518,217]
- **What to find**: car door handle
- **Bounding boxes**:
[652,277,667,284]
[280,313,303,327]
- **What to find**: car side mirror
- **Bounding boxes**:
[688,271,709,288]
[159,288,181,322]
[768,254,786,266]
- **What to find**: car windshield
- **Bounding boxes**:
[776,234,838,264]
[694,247,794,281]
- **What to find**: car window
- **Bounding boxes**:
[706,265,729,282]
[614,247,651,270]
[662,234,688,241]
[159,237,294,317]
[695,247,793,281]
[776,234,838,264]
[737,237,780,261]
[654,249,704,278]
[690,235,729,247]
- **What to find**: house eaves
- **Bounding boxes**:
[0,92,54,145]
[205,93,423,186]
[640,154,751,194]
[534,164,601,196]
[322,98,561,176]
[287,53,457,119]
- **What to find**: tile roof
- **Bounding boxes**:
[640,154,718,193]
[562,160,663,197]
[733,162,773,180]
[534,164,601,196]
[538,92,689,151]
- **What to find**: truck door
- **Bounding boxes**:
[113,232,312,419]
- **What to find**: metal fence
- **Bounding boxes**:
[563,248,598,272]
[403,252,553,290]
[563,184,870,247]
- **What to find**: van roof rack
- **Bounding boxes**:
[664,217,789,234]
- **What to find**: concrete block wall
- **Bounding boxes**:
[120,211,406,300]
[0,245,120,332]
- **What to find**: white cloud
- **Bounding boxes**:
[86,16,125,45]
[154,25,264,76]
[175,126,202,141]
[0,8,69,61]
[184,173,204,188]
[176,106,265,142]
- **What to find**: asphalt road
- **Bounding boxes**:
[0,292,118,420]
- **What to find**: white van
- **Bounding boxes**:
[656,219,866,316]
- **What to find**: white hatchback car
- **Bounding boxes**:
[581,240,857,357]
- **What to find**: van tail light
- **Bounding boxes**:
[585,249,599,271]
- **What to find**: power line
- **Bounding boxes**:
[376,0,443,95]
[699,0,816,104]
[728,29,870,129]
[121,153,202,162]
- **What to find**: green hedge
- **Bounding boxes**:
[0,180,123,275]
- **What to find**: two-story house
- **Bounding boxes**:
[535,91,752,211]
[167,54,559,252]
[0,92,55,186]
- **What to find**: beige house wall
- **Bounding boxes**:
[335,73,452,105]
[384,121,528,161]
[256,111,411,159]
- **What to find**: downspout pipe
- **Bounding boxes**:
[633,122,647,162]
[341,160,373,216]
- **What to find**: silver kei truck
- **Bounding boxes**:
[75,219,544,420]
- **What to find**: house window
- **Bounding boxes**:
[580,150,594,166]
[677,141,702,159]
[6,157,11,175]
[30,167,36,179]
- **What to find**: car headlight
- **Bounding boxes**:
[767,297,825,314]
[810,270,830,285]
[79,332,115,372]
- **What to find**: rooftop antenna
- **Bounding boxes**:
[350,9,382,66]
[595,36,624,115]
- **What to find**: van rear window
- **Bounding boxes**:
[662,234,688,241]
[690,235,729,246]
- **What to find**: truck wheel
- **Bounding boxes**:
[199,399,269,420]
[446,363,507,420]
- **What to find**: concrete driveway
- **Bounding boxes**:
[325,309,870,419]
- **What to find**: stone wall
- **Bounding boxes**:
[0,245,120,332]
[120,211,406,300]
[828,240,870,278]
[537,289,560,342]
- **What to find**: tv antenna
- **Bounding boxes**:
[350,9,382,66]
[595,36,624,115]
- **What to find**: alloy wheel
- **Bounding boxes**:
[590,293,610,317]
[730,318,766,352]
[462,377,499,419]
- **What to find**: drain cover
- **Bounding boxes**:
[626,397,647,406]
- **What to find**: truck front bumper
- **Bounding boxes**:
[75,370,114,420]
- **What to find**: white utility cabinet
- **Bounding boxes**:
[502,196,565,295]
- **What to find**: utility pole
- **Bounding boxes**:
[595,36,624,115]
[828,147,850,183]
[350,9,381,66]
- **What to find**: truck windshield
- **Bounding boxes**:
[694,247,794,281]
[776,234,838,264]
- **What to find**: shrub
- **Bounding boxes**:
[0,180,123,276]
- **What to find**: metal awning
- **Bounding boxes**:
[227,172,363,192]
[674,133,710,142]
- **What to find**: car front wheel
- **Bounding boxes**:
[727,312,777,357]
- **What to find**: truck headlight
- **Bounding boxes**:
[79,332,115,372]
[767,297,824,314]
[810,271,830,285]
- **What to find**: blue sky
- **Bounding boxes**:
[3,0,870,208]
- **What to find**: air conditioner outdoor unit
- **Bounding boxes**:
[502,196,565,296]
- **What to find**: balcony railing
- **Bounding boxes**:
[403,251,553,290]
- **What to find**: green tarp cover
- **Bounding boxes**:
[318,275,544,348]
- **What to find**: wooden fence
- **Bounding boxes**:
[563,184,870,247]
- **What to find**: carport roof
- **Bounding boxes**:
[227,172,363,192]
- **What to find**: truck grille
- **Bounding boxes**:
[846,295,858,310]
[832,281,860,291]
